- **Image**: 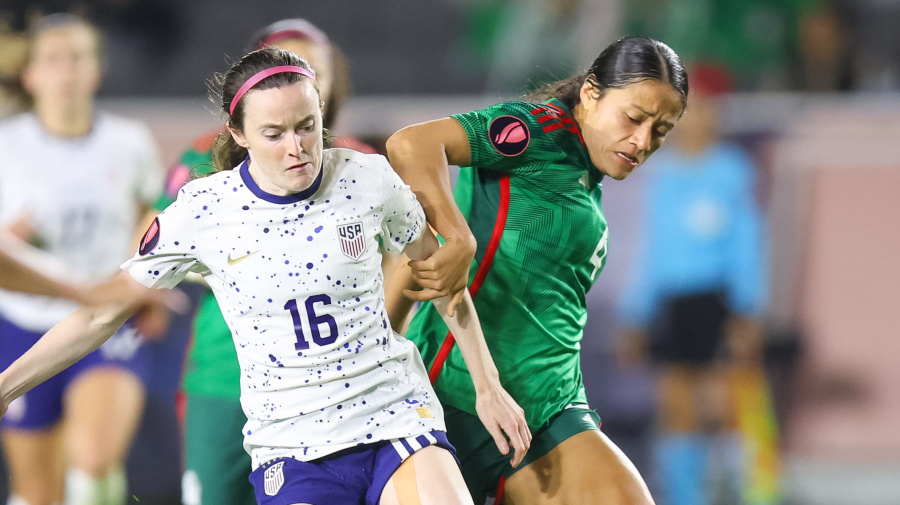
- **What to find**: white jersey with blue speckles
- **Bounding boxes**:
[121,148,444,467]
[0,112,163,331]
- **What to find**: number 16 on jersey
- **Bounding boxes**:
[284,295,338,350]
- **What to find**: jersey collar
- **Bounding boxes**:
[239,156,324,204]
[546,98,603,187]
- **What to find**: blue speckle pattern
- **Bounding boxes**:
[120,148,440,467]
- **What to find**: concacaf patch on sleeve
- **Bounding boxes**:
[488,115,530,157]
[138,217,161,256]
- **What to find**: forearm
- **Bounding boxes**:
[386,124,475,245]
[384,255,418,333]
[0,303,134,405]
[433,291,500,392]
[0,250,82,300]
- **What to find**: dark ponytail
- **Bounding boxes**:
[209,47,318,172]
[527,37,689,112]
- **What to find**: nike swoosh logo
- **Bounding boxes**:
[227,250,260,265]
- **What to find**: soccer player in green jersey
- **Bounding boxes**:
[385,37,689,504]
[136,19,365,505]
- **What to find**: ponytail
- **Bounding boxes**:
[211,131,248,172]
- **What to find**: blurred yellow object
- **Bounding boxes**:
[729,366,782,505]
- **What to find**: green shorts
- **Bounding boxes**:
[444,403,602,503]
[182,394,255,505]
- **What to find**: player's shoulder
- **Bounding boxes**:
[327,147,387,168]
[0,112,31,131]
[473,99,538,115]
[170,169,235,205]
[94,112,156,146]
[0,113,35,144]
[325,148,391,178]
[95,112,151,136]
[460,99,577,139]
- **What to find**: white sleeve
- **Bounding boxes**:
[131,123,165,207]
[120,188,206,289]
[378,156,426,255]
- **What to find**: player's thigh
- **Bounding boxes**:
[2,427,65,505]
[380,446,473,505]
[63,367,145,474]
[183,394,255,505]
[504,430,654,505]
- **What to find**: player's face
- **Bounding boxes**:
[231,80,324,196]
[577,79,683,180]
[22,25,101,108]
[275,39,333,105]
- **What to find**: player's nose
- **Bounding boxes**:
[286,133,303,157]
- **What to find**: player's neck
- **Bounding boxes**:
[34,101,93,138]
[572,102,586,131]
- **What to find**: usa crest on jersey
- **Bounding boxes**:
[337,221,365,260]
[263,461,285,496]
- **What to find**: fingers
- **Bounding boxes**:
[406,259,436,274]
[402,288,447,302]
[486,423,510,460]
[445,290,465,317]
[504,419,530,468]
[410,275,451,293]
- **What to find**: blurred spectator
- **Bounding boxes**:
[0,13,164,505]
[797,1,855,91]
[616,65,778,505]
[0,29,28,117]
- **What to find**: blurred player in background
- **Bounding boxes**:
[616,65,773,505]
[0,14,164,505]
[0,46,530,505]
[0,232,178,308]
[386,37,688,504]
[135,18,376,505]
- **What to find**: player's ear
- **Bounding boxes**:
[227,121,249,149]
[580,77,602,106]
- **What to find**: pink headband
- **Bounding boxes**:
[229,65,317,115]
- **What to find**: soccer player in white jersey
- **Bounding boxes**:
[0,47,531,505]
[0,14,164,505]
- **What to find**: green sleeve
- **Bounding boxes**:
[451,101,559,174]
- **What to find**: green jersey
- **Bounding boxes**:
[404,99,609,430]
[152,132,240,399]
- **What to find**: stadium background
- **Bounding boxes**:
[1,1,899,504]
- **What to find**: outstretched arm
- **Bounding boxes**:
[0,272,143,416]
[386,118,476,316]
[404,230,532,467]
[0,247,85,300]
